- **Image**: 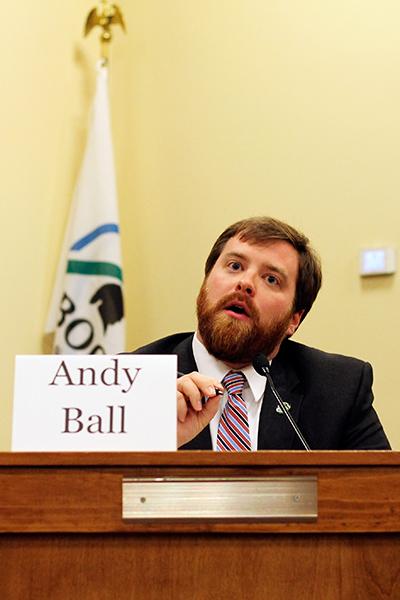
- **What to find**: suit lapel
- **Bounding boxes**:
[174,335,198,374]
[175,335,213,450]
[257,348,305,449]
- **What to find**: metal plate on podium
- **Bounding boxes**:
[122,476,317,521]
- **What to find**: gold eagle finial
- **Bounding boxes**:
[84,1,126,62]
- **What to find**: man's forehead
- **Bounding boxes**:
[221,235,297,256]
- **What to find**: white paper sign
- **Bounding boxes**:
[12,355,177,451]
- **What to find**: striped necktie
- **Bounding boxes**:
[216,370,251,451]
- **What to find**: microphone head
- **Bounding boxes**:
[252,353,269,376]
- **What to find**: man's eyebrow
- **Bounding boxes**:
[224,252,246,261]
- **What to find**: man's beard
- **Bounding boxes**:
[196,283,293,366]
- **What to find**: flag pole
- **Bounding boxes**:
[44,2,126,354]
[84,1,126,64]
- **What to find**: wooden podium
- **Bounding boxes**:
[0,451,399,599]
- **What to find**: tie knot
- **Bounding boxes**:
[222,370,246,395]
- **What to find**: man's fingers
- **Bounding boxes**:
[177,391,189,423]
[176,371,225,447]
[199,394,220,421]
[177,378,202,410]
[177,372,224,411]
[177,394,221,447]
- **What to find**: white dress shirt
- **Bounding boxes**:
[192,333,267,450]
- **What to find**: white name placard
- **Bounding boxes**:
[12,355,177,451]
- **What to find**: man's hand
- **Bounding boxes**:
[177,372,224,447]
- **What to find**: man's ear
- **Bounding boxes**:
[286,310,304,337]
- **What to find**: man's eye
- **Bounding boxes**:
[265,274,279,285]
[228,261,242,271]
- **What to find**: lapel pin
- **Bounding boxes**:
[276,401,291,414]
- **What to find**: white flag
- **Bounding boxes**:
[45,63,125,354]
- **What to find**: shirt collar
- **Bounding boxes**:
[192,332,266,402]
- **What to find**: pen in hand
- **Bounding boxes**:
[177,371,225,401]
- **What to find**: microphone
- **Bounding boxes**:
[252,353,311,451]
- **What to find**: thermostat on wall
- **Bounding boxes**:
[360,247,396,276]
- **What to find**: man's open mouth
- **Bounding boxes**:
[224,303,250,317]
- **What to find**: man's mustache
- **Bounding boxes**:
[214,292,258,320]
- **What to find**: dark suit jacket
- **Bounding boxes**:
[134,332,391,450]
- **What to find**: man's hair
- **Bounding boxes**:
[204,216,322,321]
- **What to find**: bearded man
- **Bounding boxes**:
[132,217,390,451]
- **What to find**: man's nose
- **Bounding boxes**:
[235,277,255,297]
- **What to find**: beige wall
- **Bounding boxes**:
[1,1,399,449]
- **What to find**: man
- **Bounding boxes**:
[134,217,390,450]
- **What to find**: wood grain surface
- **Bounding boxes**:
[0,452,399,599]
[0,533,399,600]
[1,450,398,467]
[0,452,399,533]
